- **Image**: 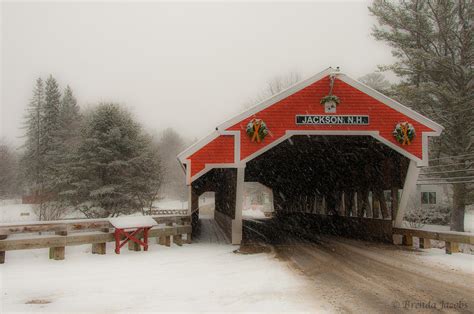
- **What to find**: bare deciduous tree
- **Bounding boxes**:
[243,71,301,109]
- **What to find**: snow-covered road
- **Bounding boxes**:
[273,236,474,313]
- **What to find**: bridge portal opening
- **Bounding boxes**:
[244,135,409,242]
[190,135,410,244]
[198,192,215,219]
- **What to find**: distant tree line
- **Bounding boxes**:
[0,75,191,220]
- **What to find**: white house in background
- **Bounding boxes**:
[415,184,450,208]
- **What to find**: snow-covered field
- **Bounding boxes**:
[0,220,330,313]
[0,201,36,223]
[0,199,189,224]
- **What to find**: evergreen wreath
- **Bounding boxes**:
[320,95,341,105]
[246,119,269,143]
[393,122,415,145]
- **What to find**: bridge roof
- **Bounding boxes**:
[178,67,443,185]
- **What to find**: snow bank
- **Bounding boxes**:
[415,248,474,274]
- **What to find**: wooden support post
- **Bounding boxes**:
[0,235,7,264]
[50,246,65,260]
[357,190,370,217]
[372,192,380,219]
[158,236,171,247]
[92,227,108,255]
[344,191,353,217]
[445,242,459,254]
[337,191,344,216]
[374,189,389,219]
[419,238,431,249]
[321,196,326,215]
[49,230,66,260]
[312,194,318,214]
[186,233,192,244]
[391,187,399,220]
[92,243,106,254]
[366,191,373,218]
[164,222,173,246]
[402,235,413,247]
[174,234,183,246]
[232,166,245,245]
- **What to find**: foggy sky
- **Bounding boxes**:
[1,1,394,147]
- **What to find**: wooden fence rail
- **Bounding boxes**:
[0,215,191,264]
[393,227,474,254]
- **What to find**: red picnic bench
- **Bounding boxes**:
[109,216,158,254]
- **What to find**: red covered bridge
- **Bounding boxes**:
[178,67,443,244]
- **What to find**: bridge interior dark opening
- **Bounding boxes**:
[191,135,411,243]
[246,135,408,212]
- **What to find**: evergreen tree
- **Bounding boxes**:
[59,85,81,142]
[0,140,20,199]
[21,78,46,197]
[68,103,162,218]
[43,75,61,154]
[55,86,82,211]
[369,0,473,231]
[127,138,163,215]
[35,75,66,219]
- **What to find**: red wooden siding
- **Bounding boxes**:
[227,76,434,161]
[189,135,235,177]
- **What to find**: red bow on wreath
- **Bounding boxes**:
[251,120,263,143]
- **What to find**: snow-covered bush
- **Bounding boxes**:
[405,205,451,228]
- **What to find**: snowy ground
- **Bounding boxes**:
[1,218,473,313]
[0,219,331,313]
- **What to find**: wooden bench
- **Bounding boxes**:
[393,227,474,254]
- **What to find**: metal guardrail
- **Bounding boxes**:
[393,227,474,254]
[0,215,191,264]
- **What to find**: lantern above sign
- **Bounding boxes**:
[320,95,340,113]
